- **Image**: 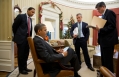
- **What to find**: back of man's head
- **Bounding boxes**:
[95,2,106,8]
[34,23,45,34]
[27,7,35,11]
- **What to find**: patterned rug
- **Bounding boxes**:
[7,58,98,77]
[7,59,33,77]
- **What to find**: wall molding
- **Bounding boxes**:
[0,41,14,72]
[51,0,119,9]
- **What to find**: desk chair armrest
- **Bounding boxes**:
[99,66,115,77]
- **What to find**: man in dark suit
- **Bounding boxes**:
[33,23,81,77]
[70,13,94,71]
[12,7,35,74]
[95,2,118,73]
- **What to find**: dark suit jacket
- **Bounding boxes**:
[98,9,118,47]
[33,36,64,73]
[70,22,89,45]
[12,13,32,44]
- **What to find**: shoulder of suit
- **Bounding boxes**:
[82,22,88,25]
[106,9,115,15]
[72,23,77,26]
[17,13,26,17]
[33,36,43,43]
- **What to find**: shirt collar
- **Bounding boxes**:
[102,9,106,15]
[26,13,29,18]
[35,35,44,40]
[35,35,51,45]
[77,21,82,24]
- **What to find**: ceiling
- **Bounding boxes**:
[74,0,115,2]
[51,0,119,9]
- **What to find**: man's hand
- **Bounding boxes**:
[56,49,63,53]
[73,35,78,38]
[62,51,68,57]
[56,48,68,57]
[95,25,100,31]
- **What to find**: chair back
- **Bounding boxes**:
[27,37,74,77]
[27,37,50,77]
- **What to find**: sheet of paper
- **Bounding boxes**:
[63,47,69,52]
[73,27,78,35]
[90,16,107,28]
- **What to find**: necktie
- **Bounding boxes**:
[28,17,30,36]
[78,22,81,38]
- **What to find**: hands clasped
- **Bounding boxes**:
[56,48,68,57]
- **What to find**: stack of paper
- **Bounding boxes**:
[73,27,78,35]
[86,16,107,28]
[63,47,69,52]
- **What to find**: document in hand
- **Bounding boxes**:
[86,16,107,28]
[63,47,69,52]
[73,27,78,35]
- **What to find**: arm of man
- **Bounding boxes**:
[70,24,78,38]
[70,24,75,38]
[34,39,64,63]
[12,14,22,35]
[99,11,116,35]
[85,23,90,41]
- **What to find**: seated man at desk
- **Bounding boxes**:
[33,23,81,77]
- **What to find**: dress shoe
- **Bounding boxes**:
[88,66,95,71]
[97,70,103,77]
[74,73,81,77]
[25,68,32,72]
[20,70,28,75]
[77,74,81,77]
[69,74,81,77]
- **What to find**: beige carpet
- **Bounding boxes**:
[18,58,98,77]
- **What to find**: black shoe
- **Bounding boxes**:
[20,70,28,75]
[25,68,32,72]
[97,70,103,77]
[78,74,81,77]
[88,66,95,71]
[74,73,81,77]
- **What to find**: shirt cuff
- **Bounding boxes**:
[61,53,64,56]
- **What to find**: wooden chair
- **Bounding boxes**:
[99,52,119,77]
[27,37,74,77]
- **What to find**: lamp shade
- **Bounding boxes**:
[43,21,54,32]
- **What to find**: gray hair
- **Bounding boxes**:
[76,13,82,17]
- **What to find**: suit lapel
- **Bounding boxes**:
[103,9,108,19]
[24,14,27,25]
[36,36,55,51]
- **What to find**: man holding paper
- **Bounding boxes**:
[94,2,118,73]
[70,13,95,71]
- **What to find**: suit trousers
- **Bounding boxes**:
[60,48,81,77]
[74,38,91,67]
[17,39,30,71]
[49,48,81,77]
[100,45,114,73]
